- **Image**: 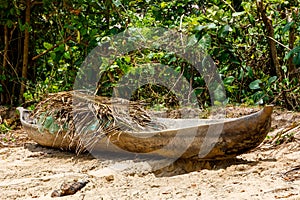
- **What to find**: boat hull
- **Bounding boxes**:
[19,106,273,160]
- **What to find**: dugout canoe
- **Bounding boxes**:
[18,105,273,160]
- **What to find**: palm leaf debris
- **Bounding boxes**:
[30,91,166,153]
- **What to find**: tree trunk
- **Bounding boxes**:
[287,17,296,76]
[104,0,111,30]
[1,25,8,104]
[256,0,282,80]
[19,0,31,104]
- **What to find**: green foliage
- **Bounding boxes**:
[0,0,300,110]
[0,123,11,134]
[285,46,300,65]
[275,132,295,145]
[249,76,277,104]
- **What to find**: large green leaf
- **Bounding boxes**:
[112,0,122,7]
[199,34,211,50]
[282,21,295,33]
[49,123,60,134]
[223,76,235,85]
[285,46,300,60]
[194,23,217,32]
[63,51,71,59]
[43,116,54,129]
[43,42,52,49]
[249,80,262,90]
[292,52,300,65]
[268,76,277,85]
[232,11,245,17]
[218,25,232,38]
[206,23,217,29]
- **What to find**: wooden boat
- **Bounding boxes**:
[18,105,273,160]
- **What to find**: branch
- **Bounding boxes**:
[266,36,290,50]
[271,82,300,105]
[221,0,236,12]
[31,1,43,6]
[32,36,72,61]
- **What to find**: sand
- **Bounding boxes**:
[0,107,299,200]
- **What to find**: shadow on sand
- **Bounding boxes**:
[23,142,279,177]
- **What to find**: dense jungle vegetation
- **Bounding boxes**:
[0,0,299,110]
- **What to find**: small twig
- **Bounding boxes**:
[32,35,72,61]
[169,69,184,94]
[271,83,300,105]
[283,165,300,175]
[271,123,300,145]
[221,0,236,12]
[31,1,43,6]
[266,36,291,50]
[179,14,184,31]
[0,52,21,82]
[179,14,184,46]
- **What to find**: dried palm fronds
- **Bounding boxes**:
[31,91,166,153]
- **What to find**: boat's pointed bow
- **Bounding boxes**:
[262,105,274,118]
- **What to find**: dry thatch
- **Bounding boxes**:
[31,91,166,153]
